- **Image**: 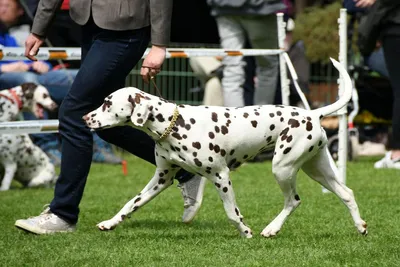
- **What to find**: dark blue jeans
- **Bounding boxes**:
[50,18,193,223]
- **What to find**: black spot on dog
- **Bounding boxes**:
[255,112,260,116]
[243,155,248,159]
[309,146,314,152]
[158,178,166,184]
[280,144,284,149]
[243,113,249,118]
[307,134,312,140]
[215,182,221,188]
[212,112,218,122]
[302,120,305,124]
[283,147,292,154]
[221,125,228,135]
[230,149,235,156]
[277,111,282,116]
[209,143,214,150]
[319,115,323,119]
[295,195,300,201]
[251,121,258,128]
[134,197,141,203]
[153,186,158,191]
[149,105,154,111]
[171,133,182,140]
[215,126,220,133]
[155,114,165,122]
[280,117,284,122]
[159,172,165,177]
[235,208,240,216]
[291,112,299,116]
[270,124,275,131]
[224,112,230,118]
[176,115,185,127]
[286,135,293,143]
[306,121,313,131]
[220,149,226,156]
[269,113,275,118]
[182,134,187,139]
[185,124,191,130]
[190,118,196,124]
[307,116,311,121]
[288,119,300,128]
[170,145,176,152]
[318,140,323,146]
[266,136,272,143]
[223,187,228,193]
[280,127,289,137]
[214,145,220,153]
[194,158,202,167]
[164,170,169,174]
[179,155,186,161]
[182,145,188,151]
[193,152,197,157]
[208,157,213,162]
[209,132,215,139]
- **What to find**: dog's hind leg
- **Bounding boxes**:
[301,147,367,235]
[261,160,301,238]
[207,168,253,238]
[0,162,17,191]
[97,163,180,231]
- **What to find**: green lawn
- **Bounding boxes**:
[1,155,400,266]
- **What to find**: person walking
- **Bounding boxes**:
[14,0,206,234]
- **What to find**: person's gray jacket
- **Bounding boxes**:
[31,0,173,46]
[207,0,286,16]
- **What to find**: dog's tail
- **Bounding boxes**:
[316,58,352,118]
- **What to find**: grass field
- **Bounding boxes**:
[1,154,400,266]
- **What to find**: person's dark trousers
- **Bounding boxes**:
[382,32,400,150]
[50,17,193,224]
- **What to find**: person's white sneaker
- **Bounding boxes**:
[15,206,76,235]
[374,151,400,169]
[178,175,206,223]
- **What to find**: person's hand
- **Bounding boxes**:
[354,0,376,8]
[140,45,166,83]
[31,61,50,74]
[24,33,45,61]
[0,62,30,73]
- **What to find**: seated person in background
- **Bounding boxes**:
[0,0,122,165]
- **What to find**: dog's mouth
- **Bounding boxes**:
[34,103,45,119]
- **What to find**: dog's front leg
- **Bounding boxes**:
[97,164,179,231]
[208,168,253,238]
[0,162,17,191]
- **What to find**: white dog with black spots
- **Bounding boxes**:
[84,58,367,238]
[0,83,58,191]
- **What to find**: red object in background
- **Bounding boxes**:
[122,160,128,176]
[61,0,69,10]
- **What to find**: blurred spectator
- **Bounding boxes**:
[358,0,400,168]
[206,0,286,107]
[0,0,122,165]
[0,0,30,46]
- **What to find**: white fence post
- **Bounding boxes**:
[277,13,290,106]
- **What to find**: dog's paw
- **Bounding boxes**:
[260,225,281,238]
[240,228,253,239]
[356,221,368,236]
[97,219,118,231]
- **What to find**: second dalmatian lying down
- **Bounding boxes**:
[83,58,367,238]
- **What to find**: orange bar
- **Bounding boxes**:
[0,50,3,60]
[169,51,188,58]
[49,50,68,59]
[226,51,243,56]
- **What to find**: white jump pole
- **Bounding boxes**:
[337,8,349,184]
[277,13,290,106]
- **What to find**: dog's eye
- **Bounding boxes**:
[43,93,48,99]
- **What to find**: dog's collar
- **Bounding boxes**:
[158,107,179,140]
[0,89,23,110]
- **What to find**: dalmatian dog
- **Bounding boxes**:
[0,83,58,191]
[84,58,367,238]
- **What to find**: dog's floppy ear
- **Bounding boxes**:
[128,93,150,127]
[20,82,37,99]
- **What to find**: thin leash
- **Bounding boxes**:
[142,66,180,141]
